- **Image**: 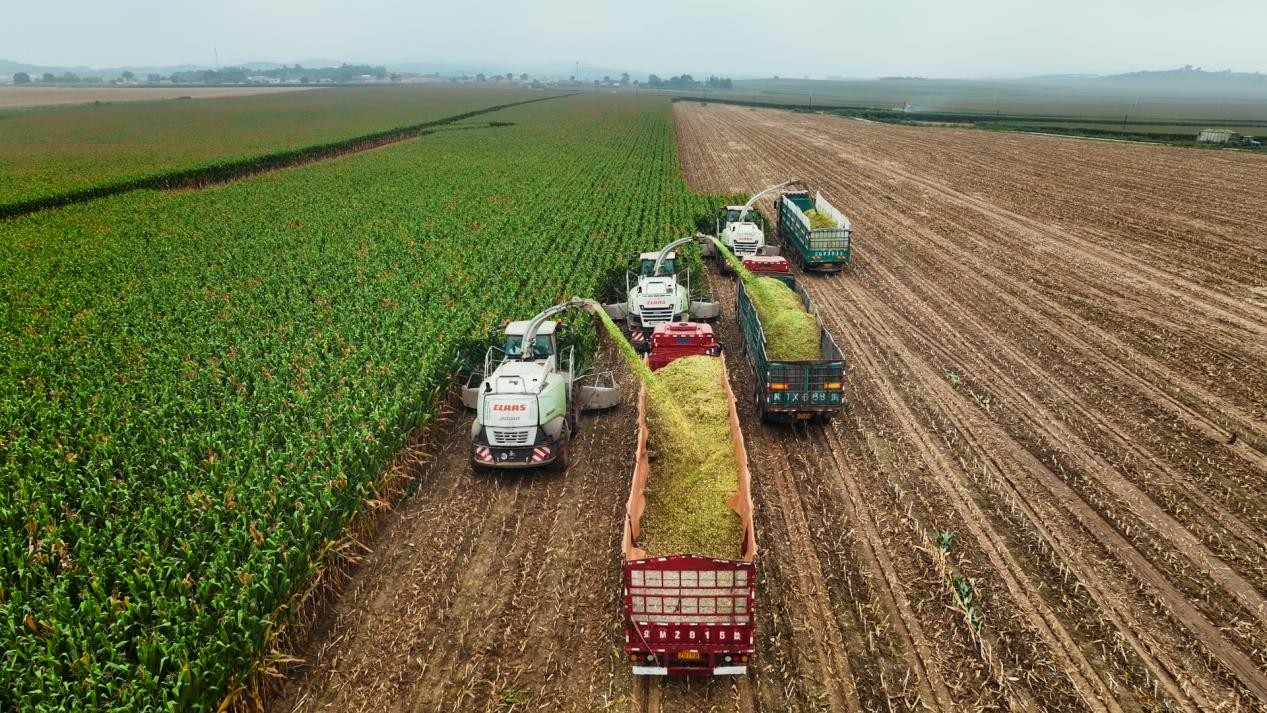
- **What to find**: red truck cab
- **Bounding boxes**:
[648,322,721,371]
[741,255,795,287]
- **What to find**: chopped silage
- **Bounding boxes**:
[750,277,820,362]
[710,235,821,363]
[639,355,742,559]
[804,208,837,229]
[594,310,742,558]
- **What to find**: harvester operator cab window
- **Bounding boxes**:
[502,334,554,359]
[638,257,676,276]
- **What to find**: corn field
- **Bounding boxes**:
[0,93,727,712]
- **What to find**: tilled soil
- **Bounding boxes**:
[674,102,1267,711]
[0,85,317,108]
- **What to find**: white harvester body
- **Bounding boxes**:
[463,306,620,469]
[602,240,720,333]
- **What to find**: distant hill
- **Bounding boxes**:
[1008,67,1267,99]
[0,58,210,79]
[1100,66,1266,84]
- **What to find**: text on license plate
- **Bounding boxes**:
[676,651,702,660]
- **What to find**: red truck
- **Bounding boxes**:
[647,322,721,371]
[622,353,758,676]
[741,255,795,288]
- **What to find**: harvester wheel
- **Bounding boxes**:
[551,424,572,472]
[568,395,580,435]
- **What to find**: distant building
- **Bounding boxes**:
[1197,129,1239,144]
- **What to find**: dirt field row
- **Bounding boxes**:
[270,104,1265,712]
[0,85,317,108]
[674,102,1267,711]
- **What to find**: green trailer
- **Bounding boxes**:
[737,279,845,423]
[777,190,852,272]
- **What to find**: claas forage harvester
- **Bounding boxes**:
[462,299,619,470]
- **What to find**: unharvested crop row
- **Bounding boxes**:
[0,94,729,712]
[0,86,560,211]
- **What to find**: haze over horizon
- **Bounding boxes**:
[9,0,1266,79]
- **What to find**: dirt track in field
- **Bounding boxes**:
[0,85,317,108]
[270,342,638,713]
[675,102,1267,711]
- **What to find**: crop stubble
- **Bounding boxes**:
[675,102,1267,710]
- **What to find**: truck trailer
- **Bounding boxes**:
[737,278,846,422]
[622,355,757,676]
[777,190,852,272]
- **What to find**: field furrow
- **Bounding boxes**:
[675,101,1267,710]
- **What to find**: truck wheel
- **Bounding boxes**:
[754,382,768,422]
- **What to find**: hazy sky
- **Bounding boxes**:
[8,0,1266,77]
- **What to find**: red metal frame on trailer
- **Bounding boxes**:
[648,322,720,371]
[623,554,756,675]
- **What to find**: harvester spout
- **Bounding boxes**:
[519,297,606,355]
[650,236,700,277]
[736,179,801,221]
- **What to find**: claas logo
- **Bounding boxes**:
[492,404,527,412]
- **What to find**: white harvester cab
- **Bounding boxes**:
[720,211,769,260]
[462,303,620,469]
[603,238,720,334]
[701,180,801,268]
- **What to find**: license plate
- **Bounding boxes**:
[676,651,702,661]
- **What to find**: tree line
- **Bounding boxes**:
[10,63,394,86]
[646,74,733,90]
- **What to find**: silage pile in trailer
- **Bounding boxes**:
[804,208,837,229]
[750,277,820,361]
[639,355,742,559]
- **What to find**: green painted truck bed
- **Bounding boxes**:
[736,279,846,422]
[777,191,852,272]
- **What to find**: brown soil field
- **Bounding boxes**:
[674,102,1267,711]
[0,85,316,108]
[271,103,1267,713]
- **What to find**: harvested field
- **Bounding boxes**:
[0,85,316,108]
[675,101,1267,710]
